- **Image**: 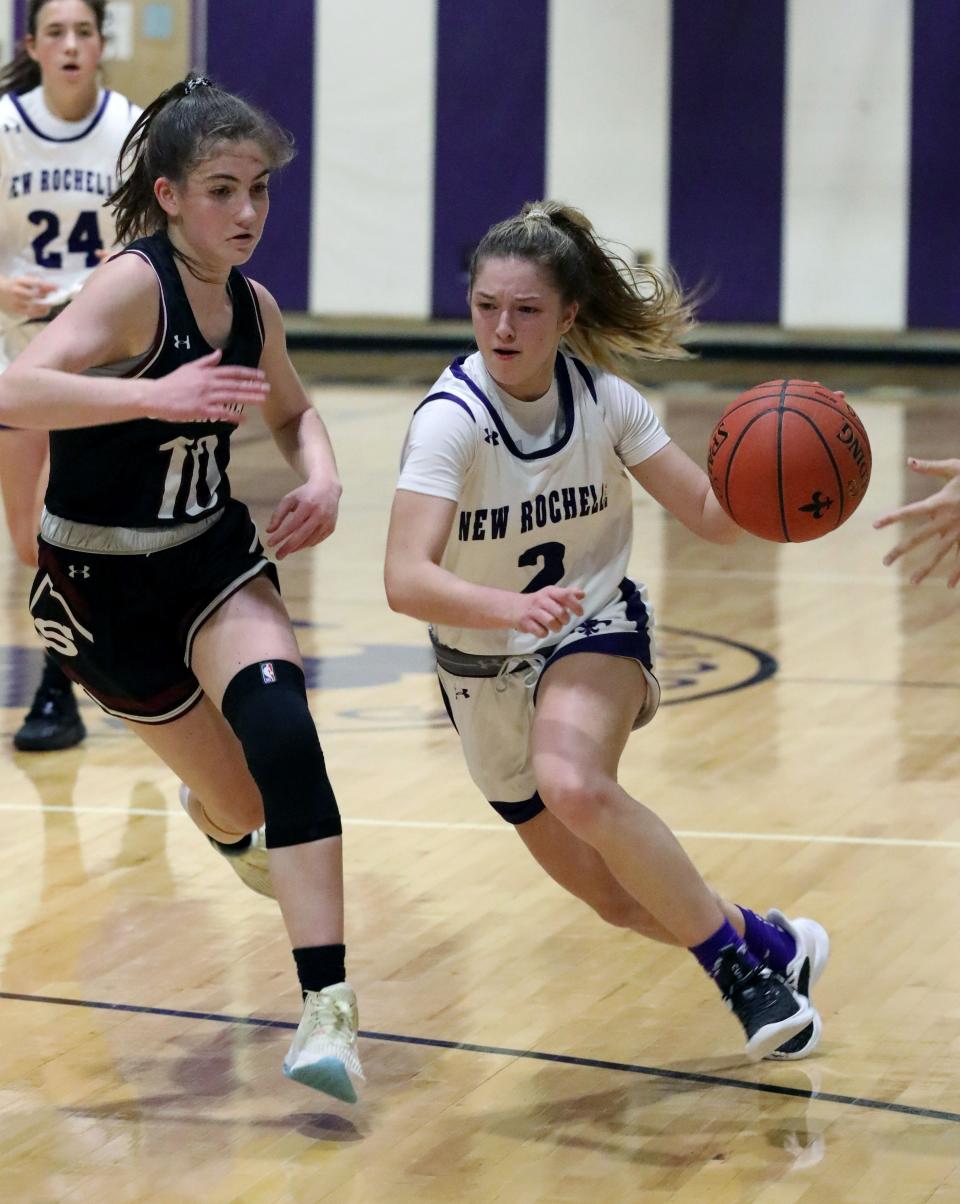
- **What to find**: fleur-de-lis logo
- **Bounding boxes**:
[576,618,612,636]
[799,491,833,519]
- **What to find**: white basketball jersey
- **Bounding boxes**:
[0,87,139,321]
[401,351,668,657]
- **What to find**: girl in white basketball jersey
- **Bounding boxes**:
[0,0,139,750]
[386,201,830,1062]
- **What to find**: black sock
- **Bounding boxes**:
[40,655,72,693]
[293,944,346,996]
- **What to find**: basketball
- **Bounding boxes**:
[706,379,871,543]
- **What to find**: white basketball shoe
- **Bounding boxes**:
[283,982,364,1103]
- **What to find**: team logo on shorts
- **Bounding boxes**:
[260,661,276,684]
[28,573,95,658]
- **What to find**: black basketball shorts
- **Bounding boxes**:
[28,498,280,723]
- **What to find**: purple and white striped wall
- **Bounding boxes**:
[307,0,934,329]
[15,0,958,329]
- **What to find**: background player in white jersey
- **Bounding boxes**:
[0,0,139,750]
[0,75,363,1103]
[385,201,829,1062]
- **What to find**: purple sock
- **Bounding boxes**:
[689,919,757,980]
[738,907,796,976]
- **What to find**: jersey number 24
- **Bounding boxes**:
[29,209,103,268]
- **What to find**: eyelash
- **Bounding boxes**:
[209,184,269,198]
[476,303,539,314]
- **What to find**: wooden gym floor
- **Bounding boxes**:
[0,367,958,1203]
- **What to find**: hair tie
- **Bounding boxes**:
[525,207,550,221]
[183,76,211,95]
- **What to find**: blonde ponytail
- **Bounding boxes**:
[469,200,696,372]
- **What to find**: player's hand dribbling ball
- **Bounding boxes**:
[707,379,871,543]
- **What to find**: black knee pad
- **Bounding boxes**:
[220,660,341,848]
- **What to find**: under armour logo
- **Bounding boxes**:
[67,564,90,579]
[799,491,833,519]
[483,428,500,446]
[173,334,191,350]
[260,661,276,684]
[455,688,470,699]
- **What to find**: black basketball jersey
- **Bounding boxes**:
[45,231,265,527]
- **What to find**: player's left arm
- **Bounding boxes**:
[629,442,741,545]
[252,280,341,559]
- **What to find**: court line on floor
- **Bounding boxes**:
[1,988,956,1125]
[1,800,960,851]
[649,567,914,587]
[776,676,960,691]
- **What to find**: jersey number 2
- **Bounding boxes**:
[29,209,103,268]
[519,541,566,593]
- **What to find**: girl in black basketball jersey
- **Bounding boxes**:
[0,76,363,1103]
[0,0,140,751]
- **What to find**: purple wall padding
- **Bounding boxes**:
[907,0,960,328]
[205,1,314,309]
[431,0,548,318]
[668,0,786,322]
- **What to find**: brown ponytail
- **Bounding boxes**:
[109,74,295,251]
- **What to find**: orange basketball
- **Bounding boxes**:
[706,379,871,543]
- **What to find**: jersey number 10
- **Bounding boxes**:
[158,435,222,519]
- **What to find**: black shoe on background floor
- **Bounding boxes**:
[14,658,86,752]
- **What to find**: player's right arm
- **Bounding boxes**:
[0,274,59,319]
[385,399,584,637]
[384,488,583,637]
[0,254,268,428]
[0,136,59,317]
